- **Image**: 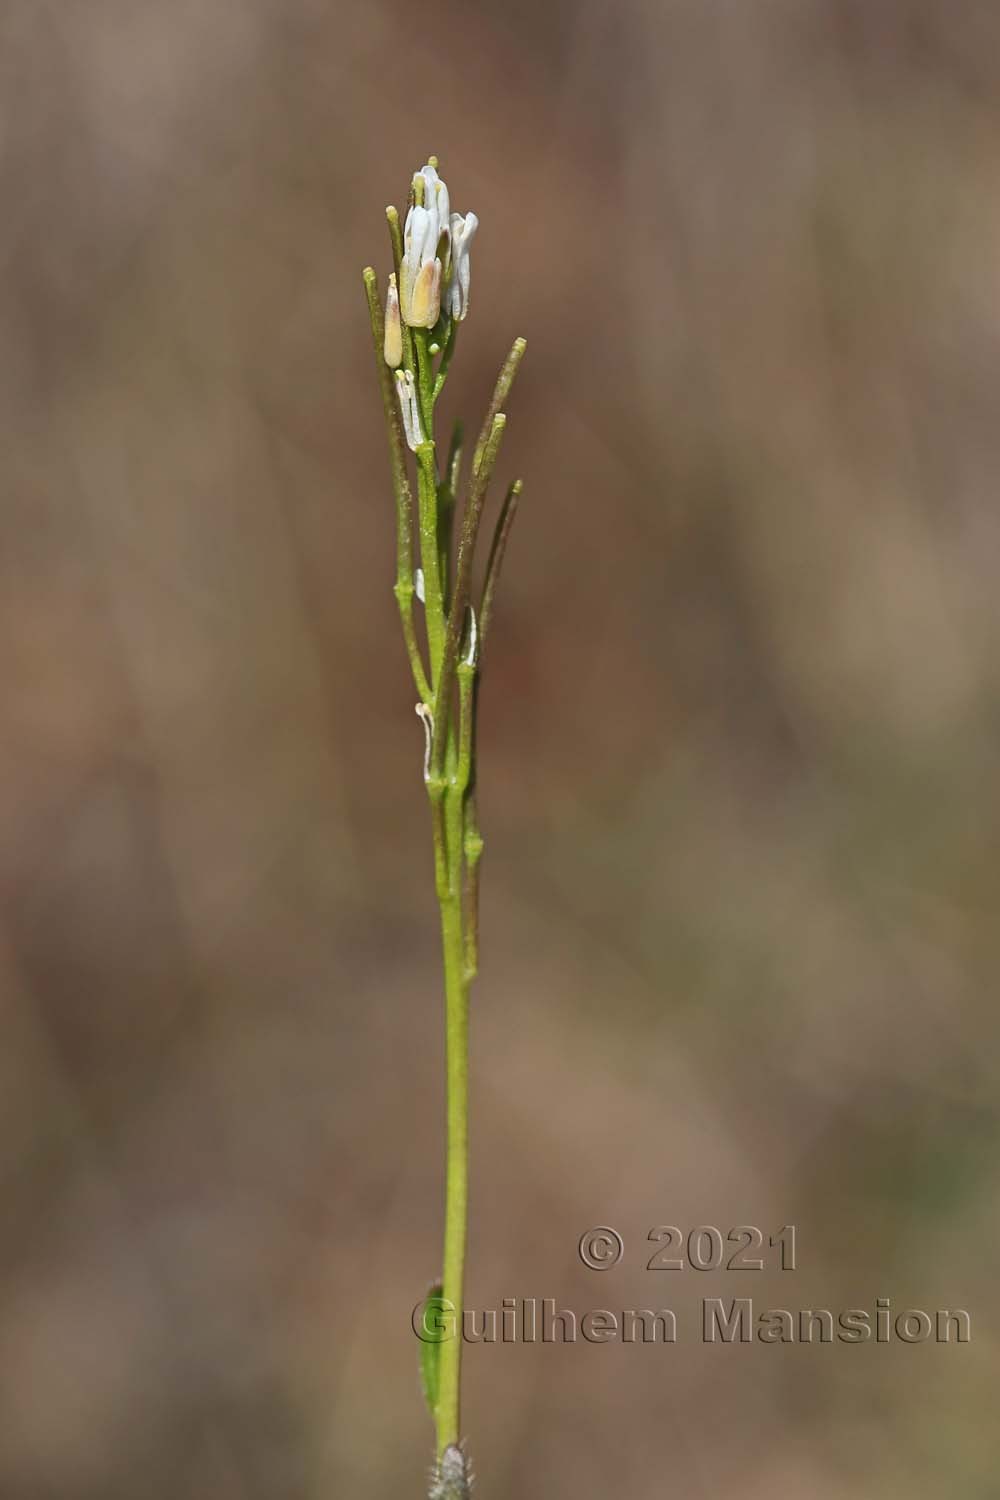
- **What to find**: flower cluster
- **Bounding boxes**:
[395,162,478,338]
[384,161,481,447]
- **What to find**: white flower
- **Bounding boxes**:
[400,163,450,329]
[384,273,402,368]
[395,369,424,450]
[418,163,450,238]
[447,211,478,321]
[399,161,480,328]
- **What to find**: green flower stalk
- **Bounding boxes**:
[362,158,528,1488]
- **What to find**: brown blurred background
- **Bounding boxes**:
[1,1,998,1495]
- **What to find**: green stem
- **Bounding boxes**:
[395,582,432,706]
[435,810,469,1455]
[416,443,446,682]
[463,804,484,983]
[457,660,482,984]
[413,328,437,444]
[436,422,463,607]
[433,317,459,401]
[434,660,476,1454]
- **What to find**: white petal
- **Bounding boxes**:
[418,165,446,247]
[458,211,478,254]
[404,206,429,276]
[436,177,450,233]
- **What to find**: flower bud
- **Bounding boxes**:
[447,212,478,322]
[418,163,450,240]
[384,273,402,368]
[409,256,442,329]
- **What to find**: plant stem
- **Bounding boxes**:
[463,806,484,983]
[413,327,437,443]
[365,231,528,1481]
[433,317,459,401]
[435,756,470,1455]
[417,443,446,682]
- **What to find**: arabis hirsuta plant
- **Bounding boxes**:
[362,158,527,1498]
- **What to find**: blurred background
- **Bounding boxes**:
[2,1,998,1495]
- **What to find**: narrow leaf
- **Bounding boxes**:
[418,1283,446,1420]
